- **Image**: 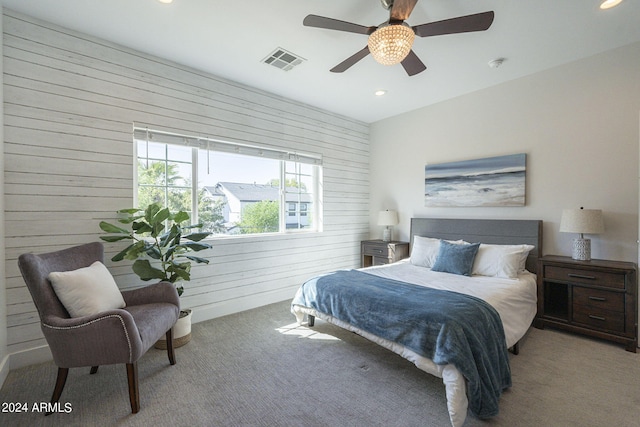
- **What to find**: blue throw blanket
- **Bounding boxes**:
[291,269,511,418]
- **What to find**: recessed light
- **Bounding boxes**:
[600,0,623,9]
[158,0,173,4]
[375,90,387,96]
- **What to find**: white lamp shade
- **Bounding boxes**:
[377,210,399,226]
[559,209,604,234]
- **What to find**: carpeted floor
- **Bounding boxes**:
[1,300,639,427]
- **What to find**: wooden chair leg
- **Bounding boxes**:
[166,328,176,365]
[46,367,68,416]
[90,366,99,374]
[126,362,140,414]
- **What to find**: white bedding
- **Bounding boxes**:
[362,259,538,348]
[291,260,537,427]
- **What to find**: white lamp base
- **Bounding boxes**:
[382,227,392,242]
[572,238,591,261]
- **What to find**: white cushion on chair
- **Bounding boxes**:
[48,261,126,317]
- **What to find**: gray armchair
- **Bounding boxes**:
[18,242,180,414]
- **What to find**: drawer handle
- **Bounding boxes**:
[568,273,596,280]
[588,314,606,321]
[373,249,383,254]
[588,296,607,302]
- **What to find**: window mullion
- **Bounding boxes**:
[313,165,321,232]
[279,160,286,232]
[191,147,198,226]
[164,144,169,209]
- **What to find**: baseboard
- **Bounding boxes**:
[191,288,294,324]
[0,353,9,389]
[0,346,51,389]
[9,345,52,370]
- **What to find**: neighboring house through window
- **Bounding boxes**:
[204,182,312,233]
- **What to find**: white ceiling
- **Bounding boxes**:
[2,0,639,123]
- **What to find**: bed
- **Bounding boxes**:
[291,218,542,427]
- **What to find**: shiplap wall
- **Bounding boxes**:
[2,9,370,365]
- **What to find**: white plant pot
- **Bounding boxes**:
[155,308,192,349]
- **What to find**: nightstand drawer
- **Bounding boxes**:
[536,255,637,352]
[573,287,624,312]
[573,305,625,332]
[362,243,389,257]
[361,240,409,268]
[545,266,625,289]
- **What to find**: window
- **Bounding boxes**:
[134,128,322,236]
[284,161,313,229]
[137,142,193,216]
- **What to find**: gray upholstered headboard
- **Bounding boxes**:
[410,218,543,274]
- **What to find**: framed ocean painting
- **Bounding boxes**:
[425,153,526,207]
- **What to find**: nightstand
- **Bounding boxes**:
[534,255,638,352]
[361,240,409,268]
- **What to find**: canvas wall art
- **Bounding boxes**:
[425,153,526,207]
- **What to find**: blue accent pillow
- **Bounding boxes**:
[431,241,480,276]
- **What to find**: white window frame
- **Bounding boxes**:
[133,127,323,236]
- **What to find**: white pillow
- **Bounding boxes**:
[48,261,126,318]
[517,244,536,272]
[410,236,441,268]
[410,237,467,268]
[472,244,535,279]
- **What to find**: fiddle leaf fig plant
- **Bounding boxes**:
[99,203,212,296]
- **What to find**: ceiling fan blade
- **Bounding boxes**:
[413,11,495,37]
[330,46,371,73]
[401,50,427,76]
[390,0,419,21]
[303,14,376,35]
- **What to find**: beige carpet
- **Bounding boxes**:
[1,300,639,427]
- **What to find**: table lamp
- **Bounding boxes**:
[378,210,398,242]
[559,207,604,261]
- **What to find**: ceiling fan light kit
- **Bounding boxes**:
[368,23,415,65]
[303,0,495,77]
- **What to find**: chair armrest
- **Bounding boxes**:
[42,309,135,329]
[121,281,180,309]
[41,309,144,367]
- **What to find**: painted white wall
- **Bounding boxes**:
[2,10,369,369]
[0,10,9,385]
[369,41,640,264]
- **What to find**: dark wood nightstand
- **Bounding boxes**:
[361,240,409,268]
[534,255,638,352]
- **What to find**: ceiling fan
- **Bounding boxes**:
[303,0,494,76]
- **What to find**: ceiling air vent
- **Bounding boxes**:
[262,48,306,71]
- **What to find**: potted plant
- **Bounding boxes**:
[99,203,212,348]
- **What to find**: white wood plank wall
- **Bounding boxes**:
[2,9,370,364]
